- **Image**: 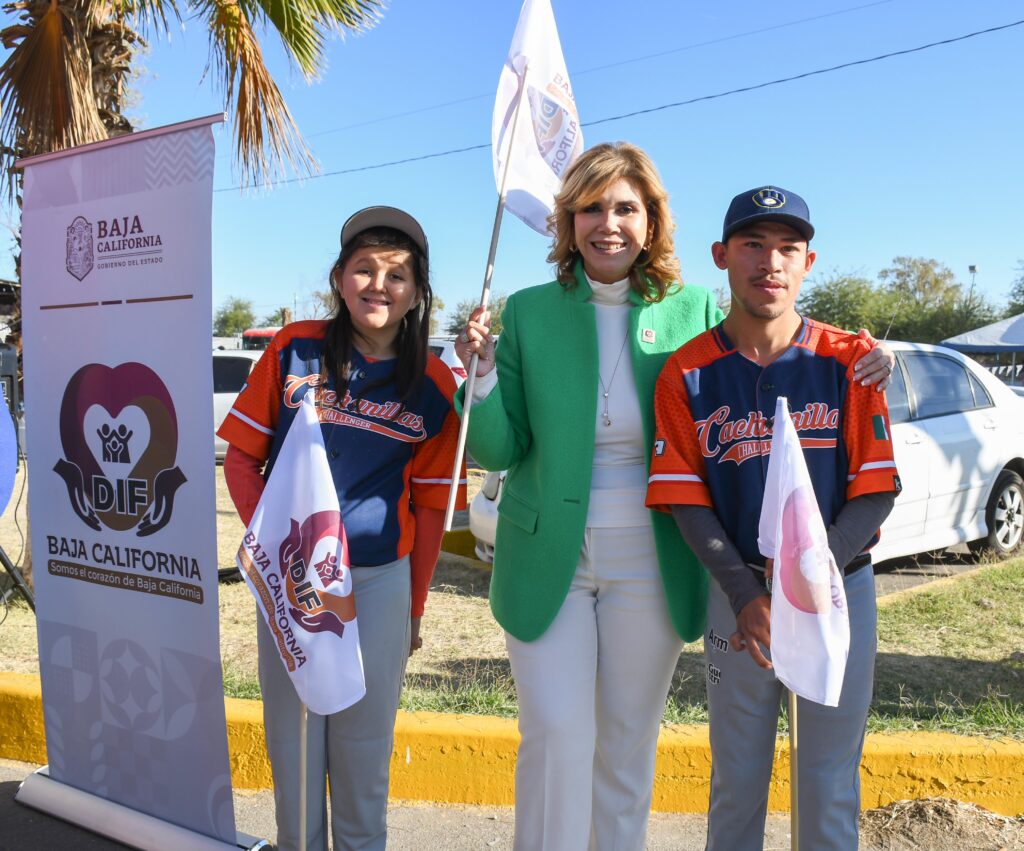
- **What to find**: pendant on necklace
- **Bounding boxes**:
[603,416,612,427]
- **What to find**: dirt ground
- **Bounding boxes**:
[861,797,1024,850]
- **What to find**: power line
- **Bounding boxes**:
[214,18,1024,194]
[304,0,895,140]
[584,18,1024,128]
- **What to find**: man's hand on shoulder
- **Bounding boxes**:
[731,594,773,669]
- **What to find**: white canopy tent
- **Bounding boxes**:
[943,314,1024,385]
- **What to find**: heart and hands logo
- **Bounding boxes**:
[279,510,355,639]
[54,363,187,536]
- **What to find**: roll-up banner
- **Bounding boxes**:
[16,115,254,849]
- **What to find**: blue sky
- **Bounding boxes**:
[4,0,1023,327]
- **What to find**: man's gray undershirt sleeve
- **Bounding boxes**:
[825,490,896,569]
[671,505,765,617]
[672,490,896,618]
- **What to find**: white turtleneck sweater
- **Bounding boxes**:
[584,274,649,528]
[471,274,650,529]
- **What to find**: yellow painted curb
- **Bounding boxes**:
[3,672,1023,816]
[440,527,479,560]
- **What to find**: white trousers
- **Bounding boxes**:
[257,557,411,851]
[506,523,684,851]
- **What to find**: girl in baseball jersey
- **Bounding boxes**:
[218,206,466,851]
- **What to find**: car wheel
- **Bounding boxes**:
[971,469,1024,557]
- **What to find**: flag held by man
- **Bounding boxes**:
[758,396,850,707]
[492,0,584,234]
[236,394,365,715]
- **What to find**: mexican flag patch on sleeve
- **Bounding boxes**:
[872,414,889,441]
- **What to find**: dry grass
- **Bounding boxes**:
[860,798,1024,850]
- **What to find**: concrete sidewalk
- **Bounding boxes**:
[0,757,790,850]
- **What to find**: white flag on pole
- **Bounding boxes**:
[758,396,850,707]
[236,395,365,715]
[493,0,583,234]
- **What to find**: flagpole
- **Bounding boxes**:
[788,689,800,851]
[299,704,308,851]
[443,62,532,531]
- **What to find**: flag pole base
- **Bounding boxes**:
[15,766,269,850]
[788,689,800,851]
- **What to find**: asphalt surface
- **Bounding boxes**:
[0,551,986,850]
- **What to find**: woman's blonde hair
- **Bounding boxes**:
[547,142,681,301]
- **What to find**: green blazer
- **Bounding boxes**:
[456,263,723,642]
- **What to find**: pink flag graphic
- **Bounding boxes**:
[236,394,365,715]
[758,396,850,706]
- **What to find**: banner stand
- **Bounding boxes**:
[16,767,269,850]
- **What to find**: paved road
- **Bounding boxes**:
[0,758,794,850]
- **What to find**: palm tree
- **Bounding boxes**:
[0,0,382,588]
[0,0,384,184]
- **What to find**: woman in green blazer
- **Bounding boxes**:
[454,143,889,851]
[454,142,717,851]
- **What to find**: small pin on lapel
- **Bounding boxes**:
[641,328,656,343]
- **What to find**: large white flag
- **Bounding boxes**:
[758,396,850,707]
[493,0,583,234]
[237,395,365,715]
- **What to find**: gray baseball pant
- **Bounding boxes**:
[256,556,411,851]
[703,564,877,851]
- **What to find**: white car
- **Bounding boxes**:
[429,336,467,387]
[213,349,262,461]
[469,342,1024,564]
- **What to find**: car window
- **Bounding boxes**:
[967,371,992,408]
[428,345,444,357]
[902,352,988,419]
[885,359,911,424]
[213,357,254,394]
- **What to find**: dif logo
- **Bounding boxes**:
[54,362,186,536]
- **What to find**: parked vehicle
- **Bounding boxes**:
[469,342,1024,564]
[213,349,262,461]
[429,336,467,387]
[241,327,281,351]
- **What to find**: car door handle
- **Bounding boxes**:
[903,434,922,445]
[982,420,997,430]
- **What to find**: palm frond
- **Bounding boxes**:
[96,0,181,39]
[0,0,107,186]
[235,0,325,78]
[205,0,318,186]
[238,0,383,80]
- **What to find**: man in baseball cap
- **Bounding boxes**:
[647,185,899,849]
[720,185,815,243]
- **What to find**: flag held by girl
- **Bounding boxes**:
[493,0,583,234]
[758,396,850,707]
[236,394,365,715]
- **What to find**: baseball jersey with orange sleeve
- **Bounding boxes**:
[646,317,900,565]
[217,320,467,566]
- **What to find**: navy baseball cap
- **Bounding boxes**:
[721,186,814,243]
[340,206,429,259]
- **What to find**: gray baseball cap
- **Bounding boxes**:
[340,206,429,258]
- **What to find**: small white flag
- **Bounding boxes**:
[492,0,583,235]
[236,395,365,715]
[758,396,850,707]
